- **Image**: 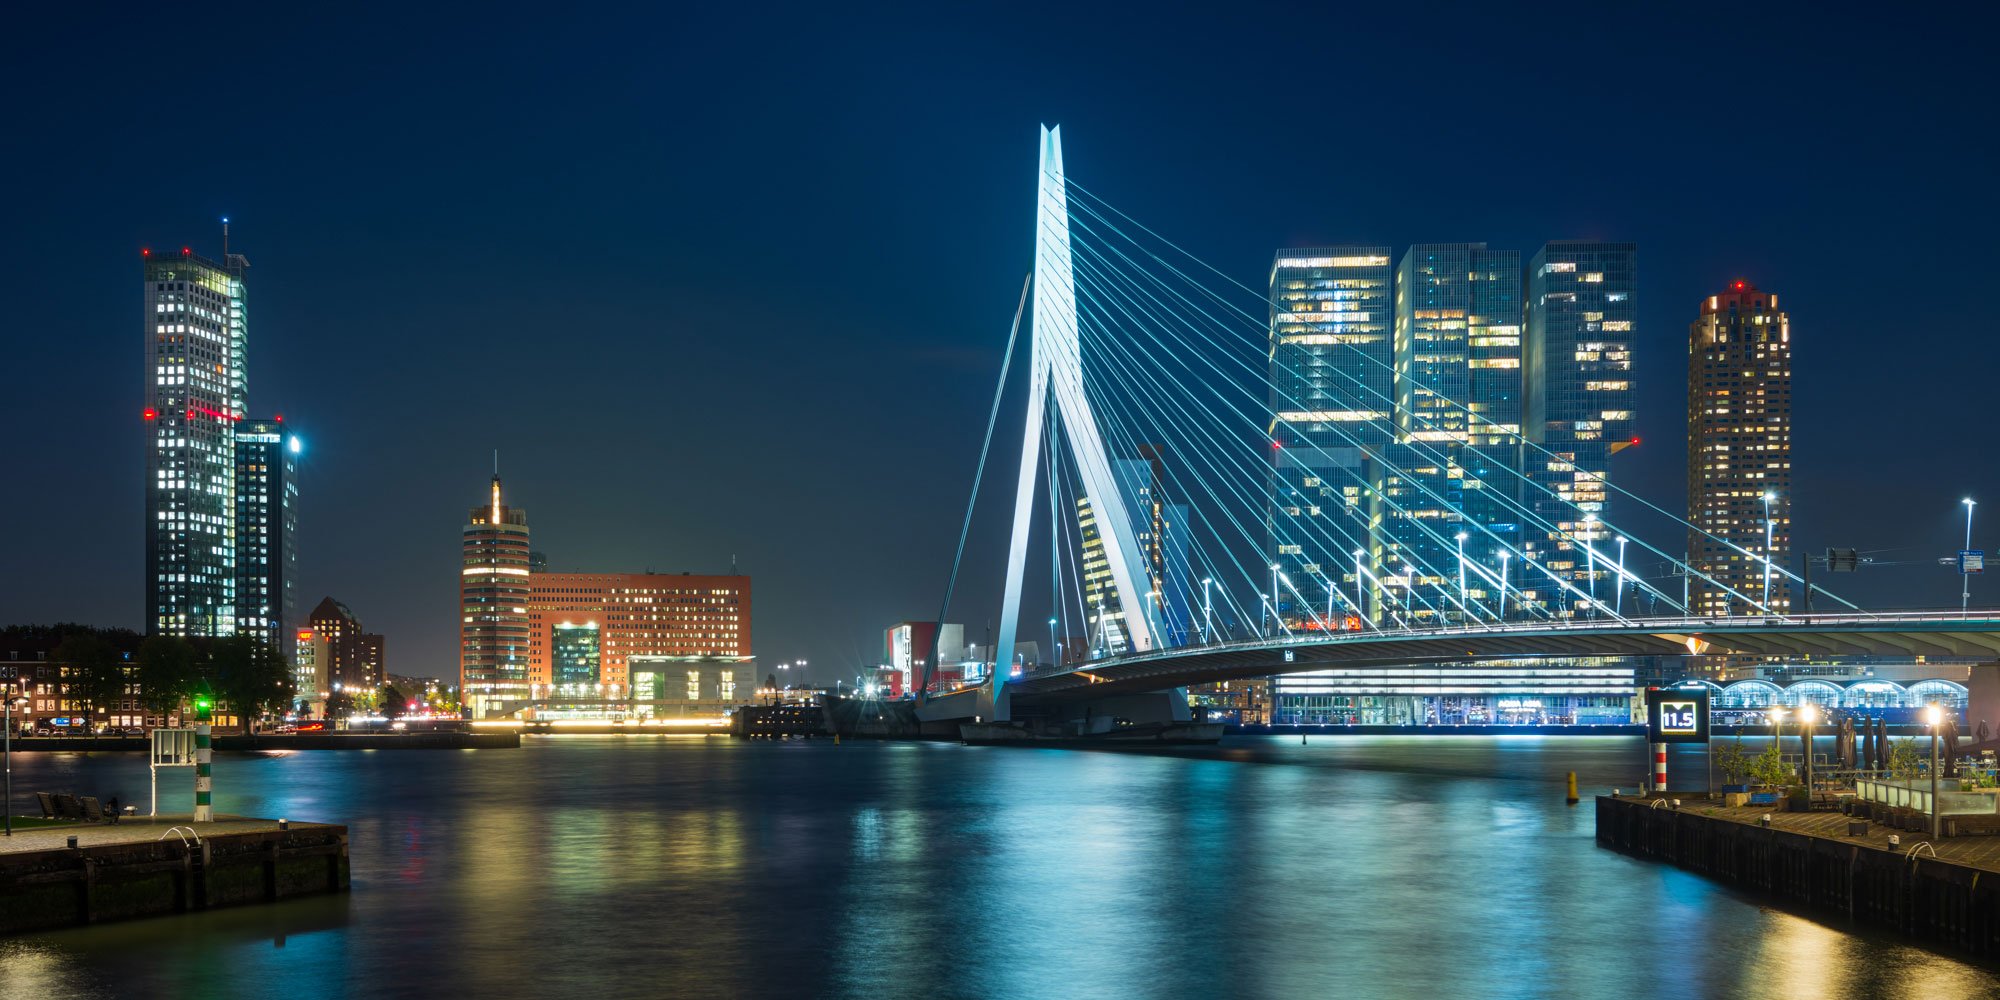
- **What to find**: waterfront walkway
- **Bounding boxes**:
[0,815,329,855]
[1619,795,2000,873]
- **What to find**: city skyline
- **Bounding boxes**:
[8,6,1999,682]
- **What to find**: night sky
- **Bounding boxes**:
[7,4,1997,682]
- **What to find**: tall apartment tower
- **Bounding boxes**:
[1267,248,1394,618]
[1386,244,1524,619]
[1687,280,1792,615]
[234,418,299,646]
[143,245,249,636]
[1523,242,1636,615]
[462,474,532,718]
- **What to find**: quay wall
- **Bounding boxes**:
[1597,796,2000,957]
[0,826,349,936]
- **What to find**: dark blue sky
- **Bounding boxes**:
[6,3,1996,681]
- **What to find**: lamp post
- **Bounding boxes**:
[1928,703,1943,839]
[1498,552,1510,621]
[1270,563,1281,631]
[1762,491,1777,611]
[1201,578,1213,644]
[1615,536,1628,617]
[1964,498,1977,618]
[1455,532,1469,621]
[1583,514,1598,619]
[1259,594,1270,638]
[4,690,23,837]
[1324,573,1336,631]
[1798,702,1816,801]
[1353,549,1366,628]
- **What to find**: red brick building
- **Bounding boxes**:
[525,572,751,693]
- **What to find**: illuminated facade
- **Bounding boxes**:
[1272,659,1638,726]
[1523,242,1637,614]
[234,419,299,647]
[524,572,751,695]
[144,247,249,637]
[1381,245,1524,621]
[1688,280,1791,615]
[552,622,601,686]
[461,476,532,717]
[1268,248,1394,618]
[294,628,330,716]
[1079,450,1193,653]
[307,596,385,692]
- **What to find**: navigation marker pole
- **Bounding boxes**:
[1652,742,1668,794]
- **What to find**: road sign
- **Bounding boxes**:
[1646,688,1709,744]
[1962,550,1985,575]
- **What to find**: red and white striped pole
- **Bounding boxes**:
[1652,742,1668,793]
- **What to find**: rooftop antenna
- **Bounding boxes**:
[221,217,230,258]
[731,553,738,574]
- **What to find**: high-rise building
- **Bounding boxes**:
[306,596,385,693]
[143,246,249,637]
[1688,280,1792,615]
[1523,242,1637,615]
[461,476,532,717]
[1078,450,1193,653]
[1268,248,1394,618]
[523,571,750,696]
[234,419,299,647]
[1381,244,1525,621]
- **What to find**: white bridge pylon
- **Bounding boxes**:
[984,125,1155,723]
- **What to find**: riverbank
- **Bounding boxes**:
[0,815,349,935]
[6,731,519,752]
[1598,793,2000,958]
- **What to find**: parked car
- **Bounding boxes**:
[34,727,53,737]
[123,727,144,736]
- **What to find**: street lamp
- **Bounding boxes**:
[1963,498,1977,618]
[1455,532,1470,620]
[1927,703,1944,838]
[1497,551,1511,621]
[1353,549,1367,628]
[1583,514,1598,618]
[1259,593,1271,638]
[1048,617,1058,668]
[1797,702,1816,800]
[4,692,25,837]
[1201,578,1214,644]
[1270,563,1281,631]
[1762,491,1777,611]
[1615,536,1628,617]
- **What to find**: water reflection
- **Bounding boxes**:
[1,735,1994,999]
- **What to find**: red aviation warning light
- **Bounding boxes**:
[143,408,157,421]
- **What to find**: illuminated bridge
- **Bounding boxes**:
[914,126,2000,729]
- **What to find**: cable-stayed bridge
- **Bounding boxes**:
[916,126,2000,728]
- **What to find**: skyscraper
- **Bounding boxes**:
[143,245,249,636]
[461,475,532,718]
[1268,248,1393,619]
[1078,450,1192,653]
[1523,242,1636,615]
[234,418,299,646]
[1688,280,1792,615]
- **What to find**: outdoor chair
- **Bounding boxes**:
[54,794,81,819]
[79,797,104,822]
[36,792,57,818]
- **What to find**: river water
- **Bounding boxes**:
[1,736,1992,999]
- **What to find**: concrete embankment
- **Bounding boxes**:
[1598,795,2000,957]
[9,731,519,752]
[0,817,349,935]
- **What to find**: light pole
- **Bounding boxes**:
[4,690,22,837]
[1324,573,1336,631]
[1270,563,1281,631]
[1096,597,1108,656]
[1615,536,1628,617]
[1497,552,1511,621]
[1201,578,1214,644]
[1927,703,1943,839]
[1963,498,1977,618]
[1048,617,1058,667]
[1353,549,1366,627]
[1583,514,1598,618]
[1455,532,1469,621]
[1259,594,1271,638]
[1798,702,1816,800]
[1762,491,1777,611]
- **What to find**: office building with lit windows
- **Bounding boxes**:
[461,476,533,718]
[144,246,249,637]
[1079,449,1193,654]
[524,572,751,695]
[1267,247,1394,620]
[1522,242,1637,615]
[1688,280,1791,615]
[234,418,299,646]
[1380,244,1524,622]
[551,621,602,687]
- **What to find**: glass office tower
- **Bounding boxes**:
[1268,248,1393,621]
[1688,281,1791,615]
[144,247,249,637]
[1523,242,1636,616]
[234,418,299,647]
[462,475,532,717]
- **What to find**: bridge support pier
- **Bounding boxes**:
[1968,661,2000,743]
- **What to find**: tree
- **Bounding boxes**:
[1750,742,1792,789]
[54,633,124,737]
[1716,737,1752,786]
[1889,737,1923,779]
[208,636,294,734]
[136,635,200,720]
[380,685,408,719]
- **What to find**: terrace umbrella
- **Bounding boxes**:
[1839,717,1857,769]
[1944,717,1961,776]
[1872,717,1887,771]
